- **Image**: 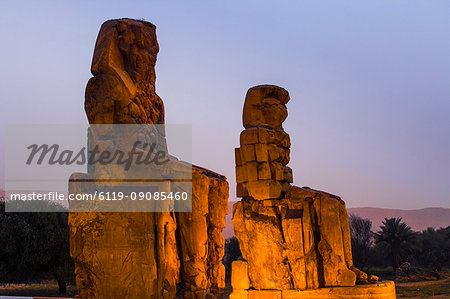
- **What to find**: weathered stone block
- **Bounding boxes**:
[237,183,249,197]
[243,85,289,129]
[270,162,284,181]
[241,144,256,162]
[255,143,269,162]
[258,127,277,144]
[235,148,243,166]
[258,128,290,149]
[236,165,248,184]
[267,143,280,162]
[231,260,250,290]
[281,215,306,290]
[248,290,282,299]
[283,166,293,183]
[281,281,396,298]
[246,180,282,200]
[258,162,272,180]
[281,132,291,148]
[246,162,258,181]
[313,196,356,286]
[230,290,249,299]
[280,148,290,165]
[286,186,316,200]
[240,127,259,145]
[233,203,291,290]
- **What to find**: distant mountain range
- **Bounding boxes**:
[223,201,450,238]
[347,207,450,232]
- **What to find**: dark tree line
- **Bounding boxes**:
[0,201,74,293]
[349,214,449,272]
[417,226,450,271]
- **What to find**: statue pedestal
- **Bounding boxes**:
[230,281,396,299]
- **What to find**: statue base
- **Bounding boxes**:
[230,281,396,299]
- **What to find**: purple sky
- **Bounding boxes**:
[1,1,449,208]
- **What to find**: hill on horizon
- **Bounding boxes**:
[347,206,450,232]
[223,201,450,238]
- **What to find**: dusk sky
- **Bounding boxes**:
[1,1,449,209]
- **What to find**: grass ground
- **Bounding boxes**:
[0,280,77,298]
[365,267,450,298]
[395,278,450,298]
[367,267,396,281]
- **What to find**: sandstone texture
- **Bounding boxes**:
[232,85,386,295]
[233,187,357,290]
[85,18,162,125]
[281,281,396,299]
[69,18,228,299]
[236,86,292,201]
[231,260,250,290]
[230,282,396,299]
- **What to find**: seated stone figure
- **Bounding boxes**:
[69,18,228,299]
[233,85,371,291]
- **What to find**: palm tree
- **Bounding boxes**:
[374,217,417,271]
